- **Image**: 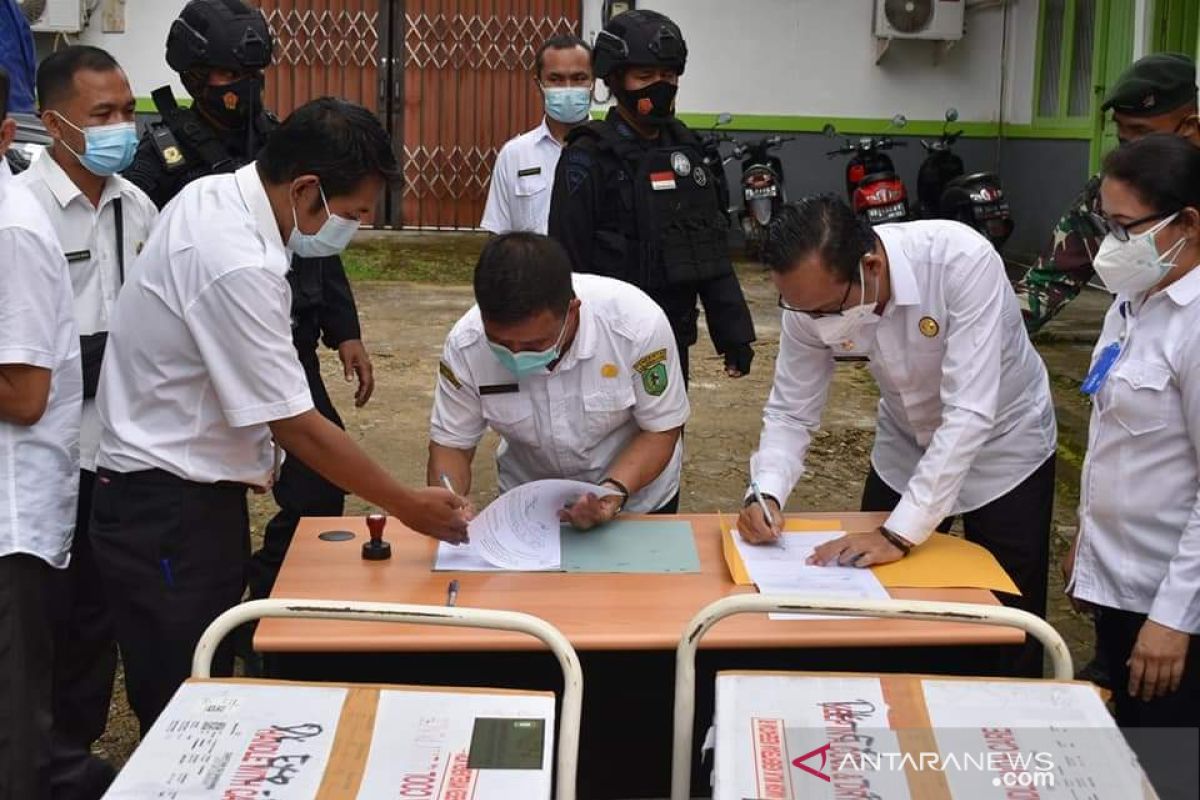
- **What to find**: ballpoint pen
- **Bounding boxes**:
[446,579,459,607]
[750,480,782,542]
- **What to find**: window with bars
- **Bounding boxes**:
[1035,0,1099,124]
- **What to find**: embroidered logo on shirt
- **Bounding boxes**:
[601,363,619,379]
[634,349,669,396]
[517,166,542,177]
[919,316,940,338]
[439,360,462,389]
[163,145,184,166]
[649,171,676,191]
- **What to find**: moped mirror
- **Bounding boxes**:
[821,123,837,138]
[716,112,733,126]
[945,108,959,123]
[891,114,908,129]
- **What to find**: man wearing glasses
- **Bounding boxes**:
[736,196,1057,676]
[1017,53,1198,335]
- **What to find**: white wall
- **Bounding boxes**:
[584,0,1036,125]
[35,0,190,99]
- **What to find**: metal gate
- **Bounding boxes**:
[256,0,580,229]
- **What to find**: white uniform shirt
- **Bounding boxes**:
[96,164,313,486]
[431,274,689,512]
[1071,270,1200,633]
[751,220,1057,544]
[0,160,82,568]
[16,152,158,471]
[480,119,562,235]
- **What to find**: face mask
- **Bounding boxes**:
[810,262,881,347]
[53,113,138,176]
[615,80,678,127]
[543,86,592,125]
[488,312,570,377]
[287,183,360,258]
[1093,214,1186,296]
[196,74,262,130]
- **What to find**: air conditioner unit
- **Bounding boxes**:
[874,0,965,41]
[18,0,85,34]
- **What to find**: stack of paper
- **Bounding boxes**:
[730,530,890,619]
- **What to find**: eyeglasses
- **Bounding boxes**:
[777,281,854,318]
[1089,208,1180,242]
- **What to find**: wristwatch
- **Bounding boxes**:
[879,526,913,556]
[600,477,630,512]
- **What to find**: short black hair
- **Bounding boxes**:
[474,233,575,324]
[535,35,592,79]
[257,97,400,198]
[0,67,9,119]
[36,46,122,110]
[1103,133,1200,213]
[761,196,877,283]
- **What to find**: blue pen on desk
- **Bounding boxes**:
[446,579,459,607]
[160,557,175,589]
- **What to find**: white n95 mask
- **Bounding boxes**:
[1093,213,1186,296]
[811,262,882,347]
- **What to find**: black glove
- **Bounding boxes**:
[724,343,754,376]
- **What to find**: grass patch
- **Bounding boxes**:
[343,234,484,284]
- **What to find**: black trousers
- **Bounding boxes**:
[0,553,54,800]
[90,469,249,736]
[49,470,116,800]
[247,351,345,601]
[861,454,1056,677]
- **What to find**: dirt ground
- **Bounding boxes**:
[93,233,1101,768]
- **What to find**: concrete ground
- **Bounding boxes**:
[93,233,1111,786]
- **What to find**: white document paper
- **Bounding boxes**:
[465,479,619,570]
[105,681,346,799]
[356,689,554,800]
[713,674,909,800]
[922,680,1147,799]
[434,540,497,571]
[732,530,891,619]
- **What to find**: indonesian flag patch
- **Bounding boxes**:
[650,171,677,191]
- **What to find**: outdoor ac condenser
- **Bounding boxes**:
[873,0,966,41]
[18,0,85,34]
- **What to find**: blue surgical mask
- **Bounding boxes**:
[287,183,360,258]
[488,313,570,377]
[543,86,592,125]
[54,113,138,176]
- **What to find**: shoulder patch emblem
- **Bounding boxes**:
[633,348,668,375]
[642,363,668,396]
[671,151,692,177]
[919,316,940,338]
[162,145,184,167]
[439,360,463,389]
[566,163,589,195]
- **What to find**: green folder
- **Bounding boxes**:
[560,519,700,574]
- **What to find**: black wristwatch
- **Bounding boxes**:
[600,477,630,512]
[879,526,913,556]
[742,492,780,509]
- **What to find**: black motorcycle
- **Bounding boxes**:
[732,134,794,256]
[916,108,1015,251]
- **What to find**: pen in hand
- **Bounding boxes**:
[750,480,783,543]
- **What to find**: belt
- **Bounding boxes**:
[96,467,253,492]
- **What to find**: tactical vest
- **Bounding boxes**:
[571,119,732,290]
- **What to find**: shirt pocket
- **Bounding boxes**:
[514,172,549,229]
[481,394,539,446]
[1110,360,1171,437]
[583,384,637,441]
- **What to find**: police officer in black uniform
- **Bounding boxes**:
[548,9,754,383]
[124,0,373,601]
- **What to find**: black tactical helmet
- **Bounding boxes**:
[166,0,274,74]
[593,10,687,80]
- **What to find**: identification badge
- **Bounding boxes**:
[64,250,91,263]
[1081,342,1121,396]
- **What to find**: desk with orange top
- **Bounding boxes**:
[256,512,1024,798]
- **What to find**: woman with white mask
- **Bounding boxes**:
[1067,134,1200,727]
[737,196,1058,676]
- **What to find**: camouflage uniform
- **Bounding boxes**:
[1015,174,1105,335]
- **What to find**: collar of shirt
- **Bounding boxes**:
[875,224,921,315]
[234,162,289,277]
[534,117,561,148]
[0,156,11,186]
[1164,263,1200,307]
[555,295,599,370]
[31,149,124,211]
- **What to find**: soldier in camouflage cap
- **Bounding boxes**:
[1018,53,1199,334]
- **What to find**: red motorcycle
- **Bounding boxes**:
[825,114,911,226]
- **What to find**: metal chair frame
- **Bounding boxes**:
[192,598,583,800]
[669,595,1075,800]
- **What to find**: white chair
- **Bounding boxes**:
[193,598,583,800]
[669,595,1074,800]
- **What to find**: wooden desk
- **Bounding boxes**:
[256,512,1022,653]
